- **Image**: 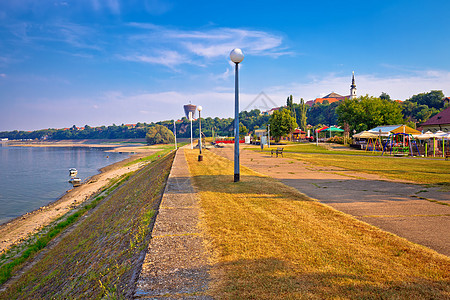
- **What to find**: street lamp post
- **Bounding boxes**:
[189,112,193,149]
[173,119,177,150]
[230,48,244,182]
[268,124,271,148]
[198,106,203,161]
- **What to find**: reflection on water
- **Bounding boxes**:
[0,145,129,224]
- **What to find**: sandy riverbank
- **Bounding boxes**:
[0,143,161,254]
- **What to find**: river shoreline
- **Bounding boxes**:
[0,141,160,254]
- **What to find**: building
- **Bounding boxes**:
[419,106,450,133]
[261,106,285,115]
[306,72,357,106]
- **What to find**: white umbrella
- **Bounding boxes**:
[353,131,377,139]
[434,130,447,137]
[416,131,435,140]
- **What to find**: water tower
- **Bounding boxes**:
[184,103,196,120]
[184,103,197,149]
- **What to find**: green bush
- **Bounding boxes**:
[327,136,345,144]
[146,124,175,145]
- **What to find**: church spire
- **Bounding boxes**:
[350,71,357,99]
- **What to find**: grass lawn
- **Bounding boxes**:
[185,149,450,299]
[1,152,175,299]
[284,152,450,187]
[255,143,383,156]
[249,143,450,187]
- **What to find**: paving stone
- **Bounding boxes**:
[134,148,211,299]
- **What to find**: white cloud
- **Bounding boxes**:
[6,68,449,131]
[121,50,190,69]
[264,70,450,102]
[91,0,120,14]
[0,73,6,78]
[71,69,450,128]
[143,0,173,15]
[122,24,291,68]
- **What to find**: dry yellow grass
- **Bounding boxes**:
[185,149,450,299]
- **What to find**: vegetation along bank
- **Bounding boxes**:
[0,151,175,298]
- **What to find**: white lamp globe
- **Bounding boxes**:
[230,48,244,64]
[197,105,203,112]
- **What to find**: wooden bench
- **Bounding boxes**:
[271,147,284,157]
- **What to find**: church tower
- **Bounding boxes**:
[350,71,357,99]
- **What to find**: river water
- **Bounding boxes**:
[0,145,129,224]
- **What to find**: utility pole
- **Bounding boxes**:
[173,119,177,150]
[189,112,193,149]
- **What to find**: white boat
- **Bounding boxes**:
[69,168,78,176]
[69,177,82,186]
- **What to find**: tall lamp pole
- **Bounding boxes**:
[173,119,177,150]
[198,105,203,161]
[230,48,244,182]
[268,124,271,148]
[189,112,193,149]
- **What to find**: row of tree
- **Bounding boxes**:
[1,91,446,142]
[303,90,446,131]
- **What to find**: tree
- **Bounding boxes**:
[146,124,175,145]
[401,91,445,124]
[380,92,391,101]
[402,101,440,123]
[239,122,248,138]
[269,108,298,142]
[286,95,296,120]
[406,90,445,110]
[336,95,403,133]
[307,101,339,126]
[299,98,308,131]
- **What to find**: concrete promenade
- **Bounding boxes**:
[134,148,212,299]
[211,146,450,257]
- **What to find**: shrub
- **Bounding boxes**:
[327,136,344,144]
[146,125,175,145]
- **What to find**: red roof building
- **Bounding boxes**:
[420,106,450,133]
[306,73,357,106]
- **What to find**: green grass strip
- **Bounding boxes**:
[0,174,130,285]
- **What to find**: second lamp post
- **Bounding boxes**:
[197,105,203,161]
[230,48,244,182]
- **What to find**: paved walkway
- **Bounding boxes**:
[134,148,212,299]
[211,146,450,256]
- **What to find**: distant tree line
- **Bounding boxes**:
[0,113,267,141]
[1,90,446,141]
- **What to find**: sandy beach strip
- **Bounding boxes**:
[0,142,160,254]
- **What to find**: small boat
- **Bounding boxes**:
[69,168,78,176]
[69,177,82,186]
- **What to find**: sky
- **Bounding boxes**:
[1,0,449,131]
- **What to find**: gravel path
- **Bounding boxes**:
[134,148,212,299]
[211,146,450,256]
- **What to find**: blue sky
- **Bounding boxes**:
[1,0,449,131]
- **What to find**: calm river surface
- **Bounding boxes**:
[0,145,129,224]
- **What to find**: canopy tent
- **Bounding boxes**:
[434,130,447,137]
[322,126,344,132]
[368,125,421,136]
[416,131,436,140]
[390,125,421,135]
[316,126,344,140]
[353,131,377,139]
[415,130,449,157]
[316,126,329,132]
